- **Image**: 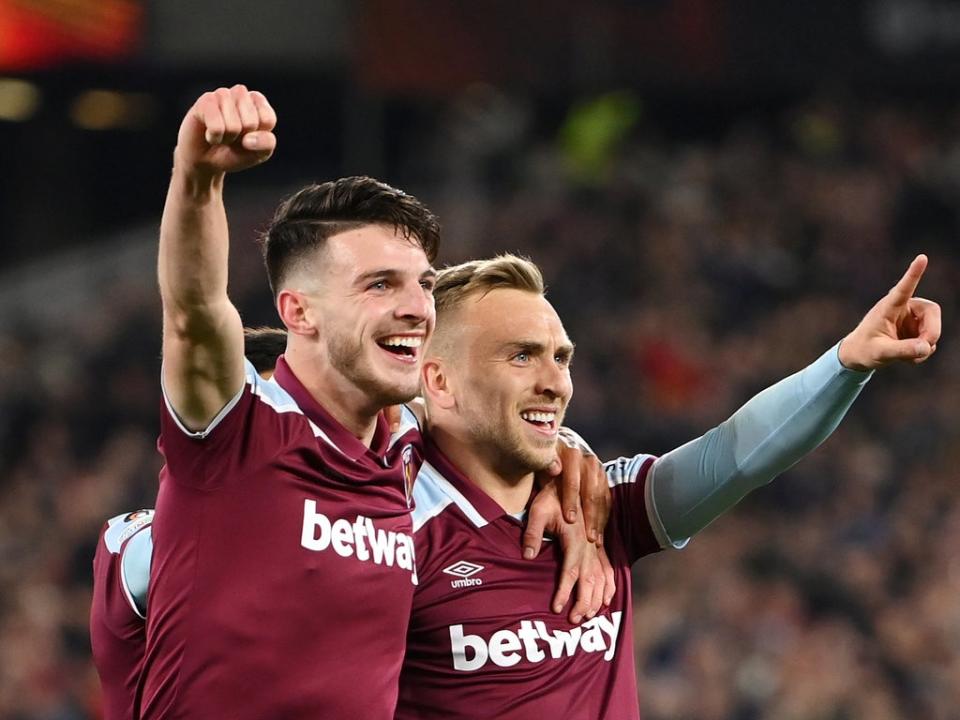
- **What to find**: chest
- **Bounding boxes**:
[411,519,632,668]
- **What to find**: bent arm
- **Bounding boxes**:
[647,343,872,547]
[159,164,245,432]
[159,87,276,432]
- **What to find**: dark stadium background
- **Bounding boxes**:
[1,1,958,718]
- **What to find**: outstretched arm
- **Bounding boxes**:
[159,85,277,432]
[647,255,941,547]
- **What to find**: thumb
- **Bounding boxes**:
[241,131,277,156]
[877,337,932,364]
[536,455,562,488]
[383,404,403,434]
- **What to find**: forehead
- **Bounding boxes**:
[322,224,431,277]
[460,288,569,350]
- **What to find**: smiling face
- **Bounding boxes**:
[296,224,436,407]
[433,287,574,476]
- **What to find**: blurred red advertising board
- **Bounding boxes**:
[0,0,141,71]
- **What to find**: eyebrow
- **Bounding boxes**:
[500,340,576,357]
[354,267,437,286]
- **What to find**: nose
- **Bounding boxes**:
[535,358,572,402]
[394,280,433,324]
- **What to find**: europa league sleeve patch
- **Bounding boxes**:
[103,509,155,554]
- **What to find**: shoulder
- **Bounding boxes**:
[162,360,311,442]
[410,460,488,534]
[410,460,492,588]
[246,364,301,418]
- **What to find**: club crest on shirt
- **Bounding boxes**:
[402,444,415,507]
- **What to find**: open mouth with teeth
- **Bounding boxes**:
[377,335,423,363]
[520,410,558,434]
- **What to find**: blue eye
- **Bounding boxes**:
[514,352,530,363]
[369,280,388,291]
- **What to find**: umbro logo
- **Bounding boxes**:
[443,560,484,588]
[443,561,483,578]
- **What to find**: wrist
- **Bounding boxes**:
[172,149,225,200]
[837,336,871,372]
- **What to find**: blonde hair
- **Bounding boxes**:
[434,254,545,316]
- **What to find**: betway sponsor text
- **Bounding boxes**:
[450,612,623,671]
[300,499,417,584]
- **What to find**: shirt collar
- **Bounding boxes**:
[272,355,391,461]
[422,434,520,523]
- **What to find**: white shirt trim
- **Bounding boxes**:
[162,359,345,454]
[412,461,488,532]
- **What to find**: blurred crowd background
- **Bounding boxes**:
[1,1,959,719]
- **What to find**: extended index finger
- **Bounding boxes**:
[888,254,928,306]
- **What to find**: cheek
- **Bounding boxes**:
[352,306,387,339]
[492,384,524,421]
[463,378,507,417]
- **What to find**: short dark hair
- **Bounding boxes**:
[260,176,441,296]
[243,326,287,374]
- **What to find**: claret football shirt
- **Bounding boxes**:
[397,442,661,720]
[90,509,154,720]
[139,357,423,720]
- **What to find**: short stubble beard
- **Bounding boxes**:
[469,413,557,481]
[327,329,419,408]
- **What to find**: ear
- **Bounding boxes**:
[421,357,457,410]
[277,290,319,336]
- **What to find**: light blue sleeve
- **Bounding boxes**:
[121,526,154,618]
[646,343,873,549]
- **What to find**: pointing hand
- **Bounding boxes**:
[838,254,941,371]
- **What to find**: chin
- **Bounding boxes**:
[374,378,420,406]
[512,445,557,474]
[346,365,419,409]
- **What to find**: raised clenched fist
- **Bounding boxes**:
[175,84,277,176]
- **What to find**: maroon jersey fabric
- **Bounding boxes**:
[139,357,423,720]
[90,510,154,720]
[397,443,660,720]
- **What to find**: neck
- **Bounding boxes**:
[427,424,534,514]
[285,344,381,447]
